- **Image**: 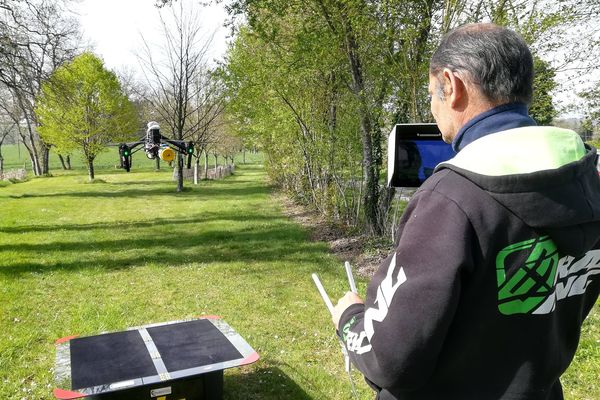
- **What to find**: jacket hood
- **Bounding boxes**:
[437,126,600,256]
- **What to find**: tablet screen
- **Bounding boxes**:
[387,124,455,187]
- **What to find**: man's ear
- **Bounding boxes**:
[442,68,466,108]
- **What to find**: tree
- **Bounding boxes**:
[529,57,557,125]
[137,1,214,192]
[187,69,226,182]
[0,0,81,175]
[114,68,164,170]
[223,25,360,219]
[579,81,600,144]
[580,118,595,143]
[224,0,448,234]
[222,0,600,235]
[468,0,600,113]
[0,118,16,174]
[580,82,600,126]
[35,52,139,180]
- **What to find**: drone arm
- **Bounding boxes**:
[126,140,145,148]
[162,139,187,153]
[130,146,144,155]
[162,139,195,168]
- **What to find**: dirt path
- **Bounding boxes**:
[276,194,391,278]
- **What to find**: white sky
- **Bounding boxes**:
[72,0,230,78]
[70,1,595,119]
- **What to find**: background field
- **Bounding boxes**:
[0,143,222,174]
[0,146,598,399]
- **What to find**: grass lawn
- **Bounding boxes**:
[0,146,598,399]
[0,151,374,400]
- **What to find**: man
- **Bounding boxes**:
[332,23,600,400]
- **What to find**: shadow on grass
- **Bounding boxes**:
[7,184,271,199]
[0,222,324,276]
[0,214,281,234]
[224,366,313,400]
[100,179,261,186]
[0,163,323,277]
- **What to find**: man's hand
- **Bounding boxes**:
[332,291,364,330]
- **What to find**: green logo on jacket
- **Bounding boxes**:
[341,316,357,341]
[496,236,559,315]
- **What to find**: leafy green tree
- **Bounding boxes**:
[579,82,600,144]
[475,0,600,123]
[221,0,600,235]
[580,82,600,126]
[580,118,595,143]
[529,57,557,125]
[224,0,446,234]
[35,52,138,180]
[0,0,81,176]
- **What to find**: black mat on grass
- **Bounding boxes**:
[148,319,242,372]
[70,330,156,389]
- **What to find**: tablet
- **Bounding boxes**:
[387,123,455,187]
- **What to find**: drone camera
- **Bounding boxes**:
[159,146,176,162]
[145,147,157,159]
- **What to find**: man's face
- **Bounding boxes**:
[428,73,455,144]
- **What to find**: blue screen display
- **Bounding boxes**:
[414,140,455,181]
[394,140,455,186]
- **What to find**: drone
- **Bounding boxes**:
[118,121,195,172]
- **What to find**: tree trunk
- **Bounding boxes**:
[40,143,50,175]
[58,154,67,170]
[15,94,41,176]
[341,18,380,234]
[243,149,246,164]
[23,128,41,176]
[194,158,200,184]
[357,106,379,235]
[31,156,40,176]
[66,155,71,170]
[176,153,184,192]
[88,158,95,181]
[204,151,209,180]
[0,137,7,175]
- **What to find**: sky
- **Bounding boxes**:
[72,0,230,78]
[69,1,595,119]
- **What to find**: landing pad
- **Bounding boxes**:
[54,317,259,399]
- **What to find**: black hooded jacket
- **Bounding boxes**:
[338,125,600,400]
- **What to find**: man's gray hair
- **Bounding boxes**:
[430,23,533,105]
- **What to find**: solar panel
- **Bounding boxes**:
[54,317,259,399]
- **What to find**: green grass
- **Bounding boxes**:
[0,146,598,399]
[562,304,600,400]
[0,154,373,399]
